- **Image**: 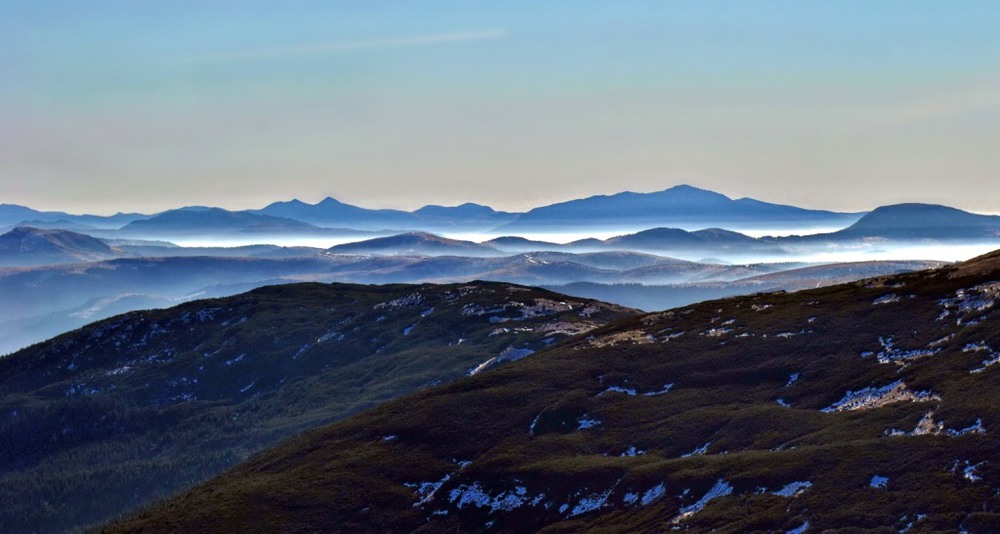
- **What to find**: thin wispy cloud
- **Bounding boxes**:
[171,29,507,64]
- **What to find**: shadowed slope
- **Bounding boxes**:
[110,251,1000,532]
[0,281,635,533]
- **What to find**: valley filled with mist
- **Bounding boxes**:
[1,185,993,356]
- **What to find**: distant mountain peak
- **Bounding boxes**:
[839,202,1000,239]
[3,225,104,243]
[0,226,119,265]
[657,183,733,200]
[317,196,349,207]
[498,184,860,232]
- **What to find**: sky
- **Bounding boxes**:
[3,1,1000,215]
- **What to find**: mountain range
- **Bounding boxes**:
[0,246,938,356]
[253,197,518,231]
[0,204,144,230]
[3,185,864,237]
[6,187,1000,251]
[109,250,1000,532]
[3,185,1000,532]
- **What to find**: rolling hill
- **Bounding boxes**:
[326,231,500,257]
[0,254,939,356]
[0,204,145,230]
[831,204,1000,240]
[550,260,945,311]
[593,227,786,257]
[412,203,518,229]
[0,281,635,533]
[338,227,786,261]
[111,250,1000,532]
[118,207,328,237]
[0,226,124,266]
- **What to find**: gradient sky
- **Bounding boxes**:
[3,1,1000,215]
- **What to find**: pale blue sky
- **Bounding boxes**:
[3,1,1000,214]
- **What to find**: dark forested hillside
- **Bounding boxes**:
[0,281,635,533]
[110,251,1000,533]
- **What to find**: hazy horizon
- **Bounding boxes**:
[6,183,1000,219]
[5,2,1000,215]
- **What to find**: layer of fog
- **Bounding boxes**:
[161,221,864,249]
[165,232,999,265]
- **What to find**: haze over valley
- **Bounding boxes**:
[6,2,1000,532]
[0,185,985,355]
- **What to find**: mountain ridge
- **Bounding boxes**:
[0,226,123,266]
[0,281,636,533]
[108,250,1000,532]
[5,184,866,238]
[497,185,864,233]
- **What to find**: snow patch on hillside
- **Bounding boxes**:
[577,415,601,430]
[447,483,543,513]
[966,342,1000,373]
[674,480,733,521]
[772,481,812,497]
[682,442,711,457]
[870,475,888,488]
[701,327,732,338]
[886,412,986,437]
[937,282,1000,324]
[406,474,451,507]
[619,446,645,457]
[640,483,667,506]
[643,383,674,396]
[374,292,424,310]
[775,329,811,339]
[953,460,986,482]
[468,357,498,376]
[821,380,938,412]
[861,337,938,365]
[569,489,613,517]
[586,329,654,347]
[873,294,900,305]
[786,521,810,534]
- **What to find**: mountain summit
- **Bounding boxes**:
[836,203,1000,240]
[0,226,121,266]
[498,184,862,233]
